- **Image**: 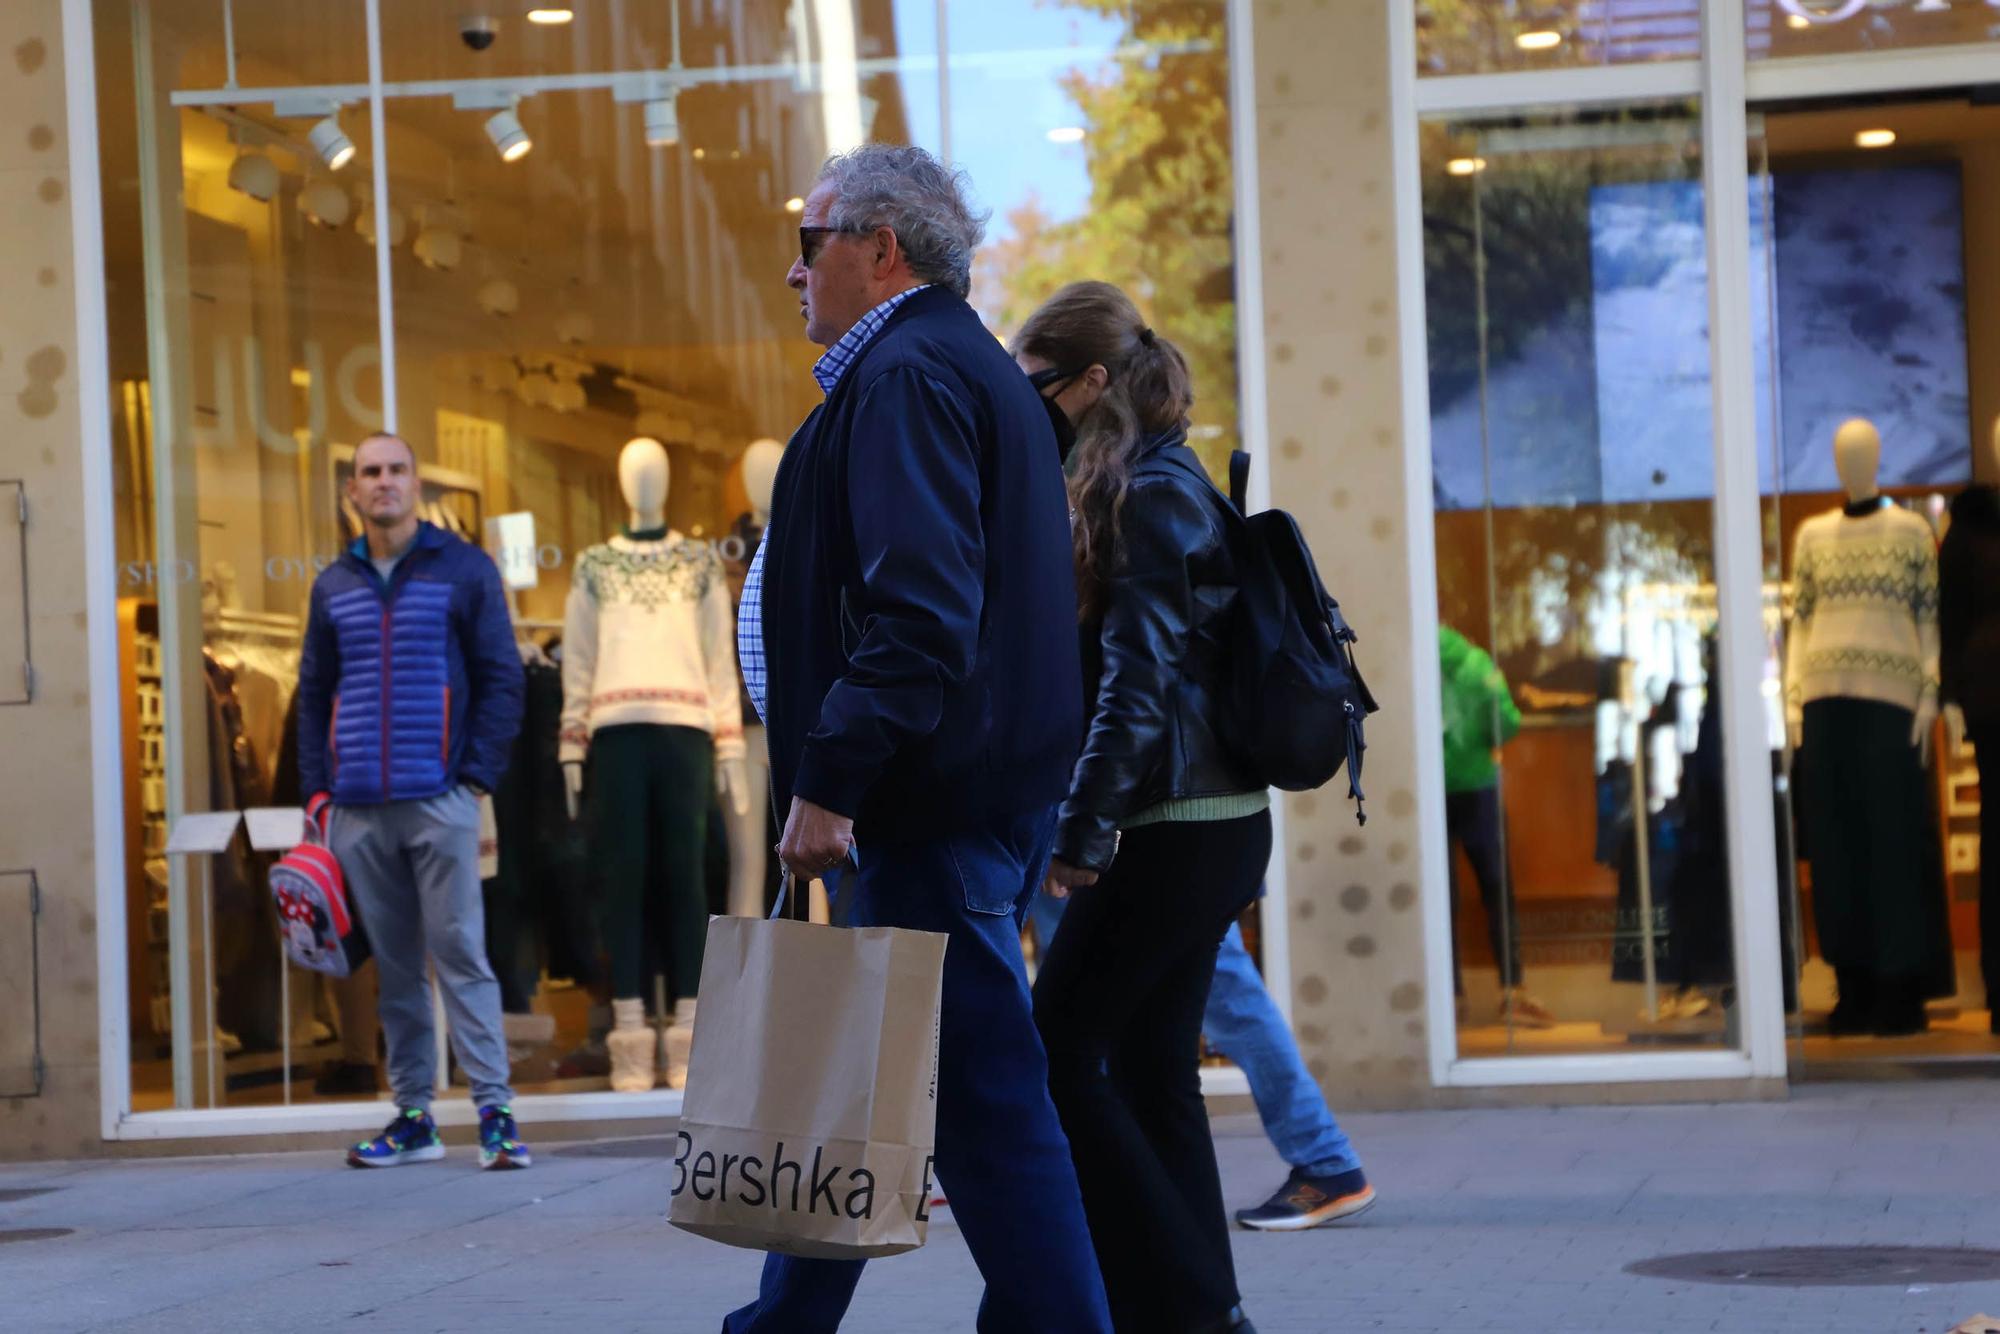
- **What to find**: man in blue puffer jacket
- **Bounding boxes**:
[297,432,529,1171]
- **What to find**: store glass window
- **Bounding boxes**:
[96,0,1236,1112]
[1749,0,2000,62]
[1416,1,1703,76]
[1751,101,1990,1066]
[1422,105,1754,1056]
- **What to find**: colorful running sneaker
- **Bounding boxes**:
[1234,1167,1376,1231]
[478,1105,532,1171]
[346,1107,444,1169]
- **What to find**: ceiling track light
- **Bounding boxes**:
[485,106,533,162]
[644,91,681,148]
[227,149,280,201]
[308,114,355,170]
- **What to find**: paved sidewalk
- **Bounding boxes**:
[7,1081,2000,1332]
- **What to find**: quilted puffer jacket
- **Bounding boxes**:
[296,522,524,805]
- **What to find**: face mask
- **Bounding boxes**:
[1043,393,1078,466]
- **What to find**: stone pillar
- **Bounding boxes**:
[0,0,108,1157]
[1247,0,1434,1108]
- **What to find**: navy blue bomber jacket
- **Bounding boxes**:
[761,285,1084,842]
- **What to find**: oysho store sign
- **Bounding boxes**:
[1779,0,2000,22]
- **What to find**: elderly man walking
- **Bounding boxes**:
[723,146,1111,1333]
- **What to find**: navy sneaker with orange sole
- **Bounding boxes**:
[1234,1167,1376,1231]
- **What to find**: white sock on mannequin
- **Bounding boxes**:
[607,997,655,1092]
[662,998,697,1090]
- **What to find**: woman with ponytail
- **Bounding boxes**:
[1014,281,1268,1334]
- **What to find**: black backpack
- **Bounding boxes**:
[1167,450,1379,822]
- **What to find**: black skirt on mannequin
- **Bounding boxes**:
[1798,697,1943,1034]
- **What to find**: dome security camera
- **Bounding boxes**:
[461,15,499,51]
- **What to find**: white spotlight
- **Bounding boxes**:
[486,108,533,162]
[298,180,351,228]
[308,115,356,170]
[414,227,464,271]
[644,94,681,148]
[356,200,407,247]
[227,151,280,202]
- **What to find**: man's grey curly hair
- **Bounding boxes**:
[816,144,989,299]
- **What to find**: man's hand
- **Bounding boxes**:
[778,796,855,880]
[1041,857,1099,901]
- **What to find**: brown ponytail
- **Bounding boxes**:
[1011,281,1194,619]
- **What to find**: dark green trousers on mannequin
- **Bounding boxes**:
[586,723,713,1002]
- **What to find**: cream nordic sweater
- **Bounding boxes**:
[559,531,745,764]
[1784,504,1940,722]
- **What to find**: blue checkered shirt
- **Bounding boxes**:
[739,285,932,723]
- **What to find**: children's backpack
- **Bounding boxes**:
[269,793,370,977]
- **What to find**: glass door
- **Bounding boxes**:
[1422,103,1755,1057]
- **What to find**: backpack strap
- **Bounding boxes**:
[1228,450,1250,518]
[303,791,333,847]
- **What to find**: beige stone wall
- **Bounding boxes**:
[0,0,107,1158]
[1246,0,1436,1109]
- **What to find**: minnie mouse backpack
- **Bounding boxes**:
[269,793,370,977]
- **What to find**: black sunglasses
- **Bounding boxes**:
[1027,365,1088,395]
[799,224,869,269]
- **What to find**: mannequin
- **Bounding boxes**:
[1939,415,2000,1033]
[723,438,783,918]
[561,438,748,1091]
[1786,417,1942,1038]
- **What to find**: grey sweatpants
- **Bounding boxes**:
[329,787,514,1111]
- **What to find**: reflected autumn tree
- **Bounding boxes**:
[982,0,1236,476]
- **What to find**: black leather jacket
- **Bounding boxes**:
[1053,431,1261,872]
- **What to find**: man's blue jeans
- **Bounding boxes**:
[1026,893,1360,1180]
[724,808,1112,1334]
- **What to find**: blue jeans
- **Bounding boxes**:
[1026,893,1360,1180]
[724,807,1111,1334]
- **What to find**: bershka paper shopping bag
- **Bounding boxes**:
[669,899,947,1260]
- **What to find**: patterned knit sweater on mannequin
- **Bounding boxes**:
[559,531,745,765]
[1784,503,1940,724]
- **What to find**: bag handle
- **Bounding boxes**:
[768,847,858,923]
[770,870,812,923]
[1228,449,1250,518]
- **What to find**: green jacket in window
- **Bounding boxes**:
[1439,626,1520,795]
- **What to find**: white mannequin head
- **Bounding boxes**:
[619,437,670,530]
[1834,418,1881,505]
[742,439,783,521]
